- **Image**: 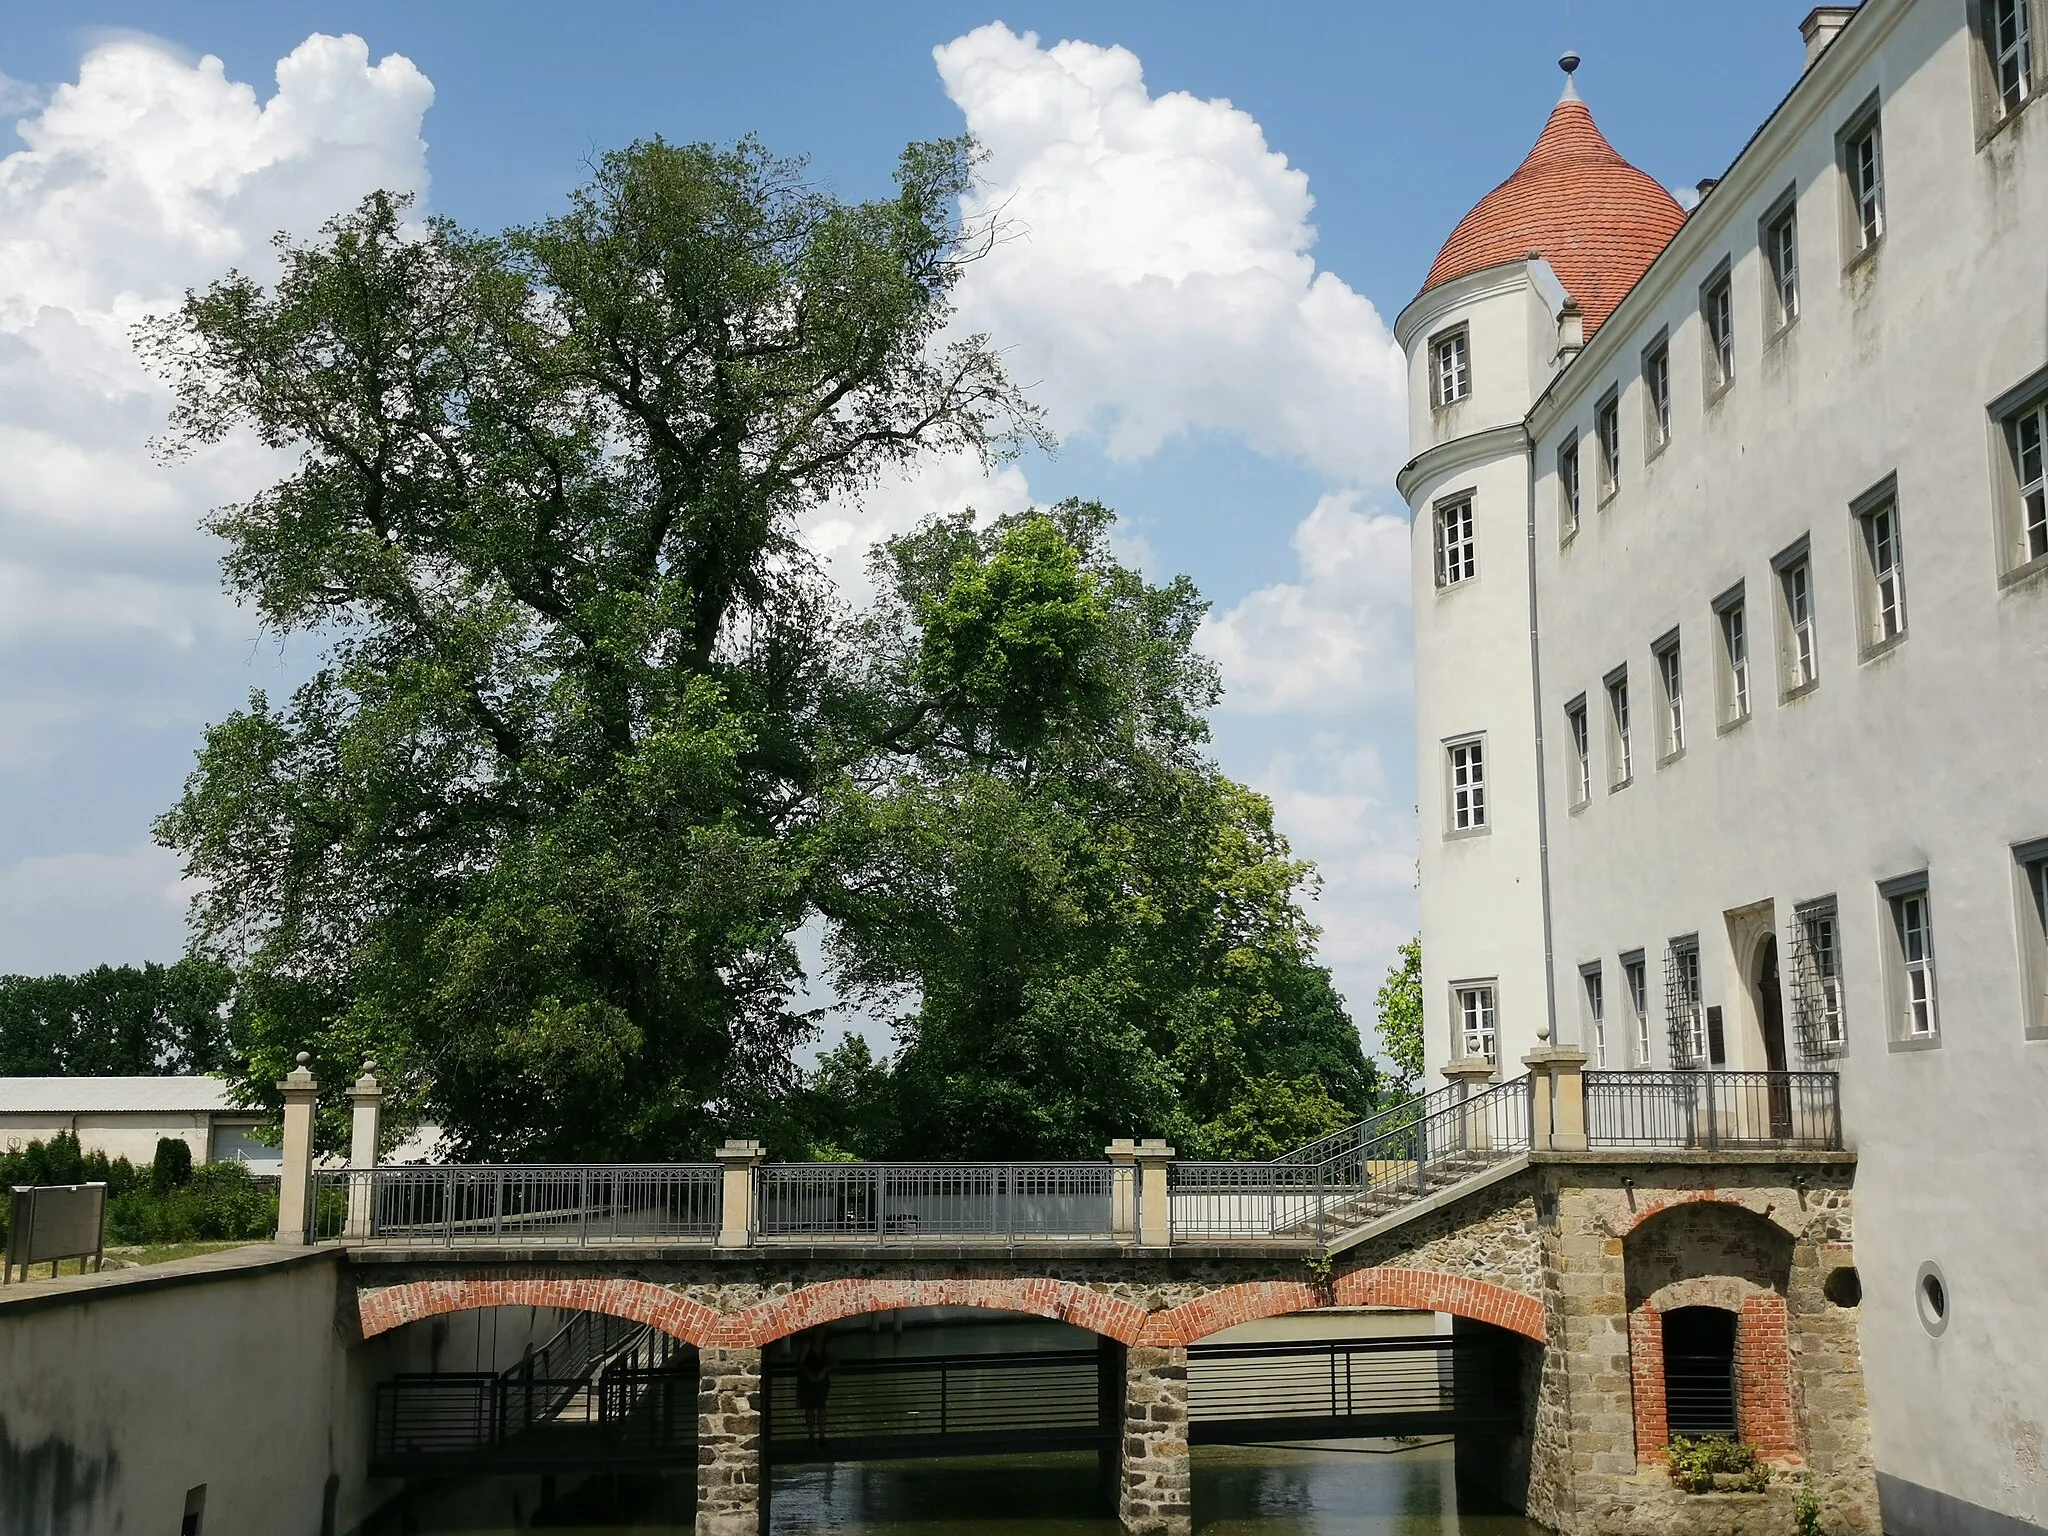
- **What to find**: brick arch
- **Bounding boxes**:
[1628,1289,1796,1465]
[743,1278,1150,1347]
[1616,1190,1801,1239]
[1140,1269,1547,1347]
[356,1277,722,1346]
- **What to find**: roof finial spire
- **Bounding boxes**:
[1559,49,1582,102]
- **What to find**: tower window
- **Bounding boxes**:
[1435,497,1477,588]
[1431,327,1471,407]
[1596,390,1621,497]
[1454,982,1498,1064]
[1991,0,2034,117]
[1644,340,1672,452]
[1853,483,1908,653]
[1558,438,1582,544]
[1446,737,1487,834]
[1702,271,1735,394]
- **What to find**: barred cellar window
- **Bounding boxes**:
[1789,899,1848,1057]
[1435,497,1477,587]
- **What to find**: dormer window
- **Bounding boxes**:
[1431,327,1471,407]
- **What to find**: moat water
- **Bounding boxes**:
[377,1442,1543,1534]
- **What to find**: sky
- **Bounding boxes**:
[0,1,1821,1048]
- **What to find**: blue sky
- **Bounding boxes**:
[0,1,1820,1040]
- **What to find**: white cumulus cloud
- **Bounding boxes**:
[935,23,1407,483]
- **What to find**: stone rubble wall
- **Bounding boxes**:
[1118,1345,1192,1536]
[694,1345,763,1536]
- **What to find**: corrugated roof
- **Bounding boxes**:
[0,1077,251,1115]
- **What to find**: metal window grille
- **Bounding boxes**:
[1626,961,1650,1064]
[1895,893,1938,1037]
[1597,398,1621,492]
[1585,970,1607,1067]
[1448,740,1486,830]
[1435,500,1476,587]
[1721,602,1749,720]
[1567,703,1590,806]
[1647,348,1671,446]
[1458,986,1497,1063]
[1559,441,1581,538]
[1659,644,1684,755]
[1788,902,1846,1060]
[1783,561,1817,688]
[1706,282,1734,387]
[1850,126,1884,248]
[1666,943,1705,1066]
[2015,404,2046,563]
[1768,211,1799,325]
[1862,502,1906,641]
[1608,676,1631,784]
[1434,332,1470,406]
[1994,0,2033,114]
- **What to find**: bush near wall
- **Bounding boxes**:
[0,1132,276,1247]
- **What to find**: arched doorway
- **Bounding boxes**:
[1754,935,1793,1136]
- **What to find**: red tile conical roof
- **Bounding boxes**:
[1421,91,1686,337]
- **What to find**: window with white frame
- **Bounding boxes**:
[2004,393,2047,570]
[1596,390,1621,497]
[2015,839,2048,1040]
[1431,327,1471,407]
[1777,548,1818,694]
[1455,982,1498,1064]
[1582,964,1608,1067]
[1654,632,1685,760]
[1566,695,1591,808]
[1854,484,1908,650]
[1624,953,1650,1064]
[1559,438,1582,543]
[1990,0,2035,117]
[1666,938,1706,1066]
[1882,878,1939,1042]
[1715,587,1750,726]
[1702,271,1735,393]
[1763,196,1800,332]
[1435,497,1477,588]
[1447,737,1487,834]
[1790,899,1847,1058]
[1841,103,1886,254]
[1644,340,1672,452]
[1606,668,1632,788]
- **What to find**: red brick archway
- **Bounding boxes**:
[356,1267,1546,1350]
[1628,1291,1797,1465]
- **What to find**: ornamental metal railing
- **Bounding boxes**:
[310,1164,721,1245]
[1268,1079,1461,1166]
[754,1162,1129,1243]
[1584,1070,1840,1151]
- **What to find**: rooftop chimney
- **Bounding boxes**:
[1801,7,1858,71]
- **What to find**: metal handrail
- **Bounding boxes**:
[1270,1079,1466,1166]
[311,1163,721,1245]
[754,1162,1128,1243]
[1585,1070,1841,1150]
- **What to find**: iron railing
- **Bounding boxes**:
[1270,1079,1462,1166]
[1584,1070,1841,1151]
[310,1164,721,1245]
[754,1163,1129,1243]
[1186,1333,1520,1440]
[764,1348,1111,1458]
[371,1366,695,1465]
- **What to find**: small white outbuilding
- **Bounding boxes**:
[0,1077,276,1172]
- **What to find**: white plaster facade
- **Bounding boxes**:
[1397,3,2048,1531]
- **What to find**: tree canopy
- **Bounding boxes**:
[0,960,236,1077]
[1374,936,1424,1094]
[142,135,1380,1159]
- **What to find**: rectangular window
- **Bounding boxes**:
[1667,938,1705,1066]
[1558,438,1582,543]
[1882,880,1939,1041]
[2015,840,2048,1039]
[1566,695,1591,808]
[1606,668,1632,788]
[1992,0,2035,116]
[1776,548,1818,694]
[1854,484,1908,651]
[1623,953,1650,1064]
[1434,497,1476,588]
[1654,632,1685,760]
[2007,396,2047,569]
[1432,328,1471,407]
[1455,982,1498,1064]
[1764,198,1800,331]
[1790,900,1847,1057]
[1842,104,1886,254]
[1644,340,1672,452]
[1582,964,1607,1067]
[1447,737,1487,833]
[1715,587,1750,726]
[1702,272,1735,392]
[1596,390,1621,497]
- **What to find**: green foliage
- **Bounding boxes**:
[1795,1476,1826,1535]
[150,1136,194,1193]
[0,1133,275,1247]
[0,959,237,1076]
[1192,1075,1354,1161]
[1666,1435,1769,1494]
[1374,937,1424,1092]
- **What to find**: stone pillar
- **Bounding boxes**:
[696,1346,763,1536]
[1105,1139,1139,1242]
[343,1061,384,1239]
[715,1140,765,1249]
[1132,1139,1174,1248]
[275,1052,319,1245]
[1522,1028,1590,1152]
[1118,1345,1190,1536]
[1442,1058,1497,1152]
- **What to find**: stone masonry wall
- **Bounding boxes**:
[1119,1345,1191,1536]
[695,1346,762,1536]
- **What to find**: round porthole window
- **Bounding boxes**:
[1915,1261,1949,1337]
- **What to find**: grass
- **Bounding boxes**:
[103,1239,269,1268]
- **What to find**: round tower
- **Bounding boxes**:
[1394,58,1685,1084]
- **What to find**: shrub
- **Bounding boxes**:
[151,1136,194,1193]
[0,1132,274,1247]
[1666,1435,1769,1494]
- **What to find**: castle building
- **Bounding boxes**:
[1396,4,2047,1532]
